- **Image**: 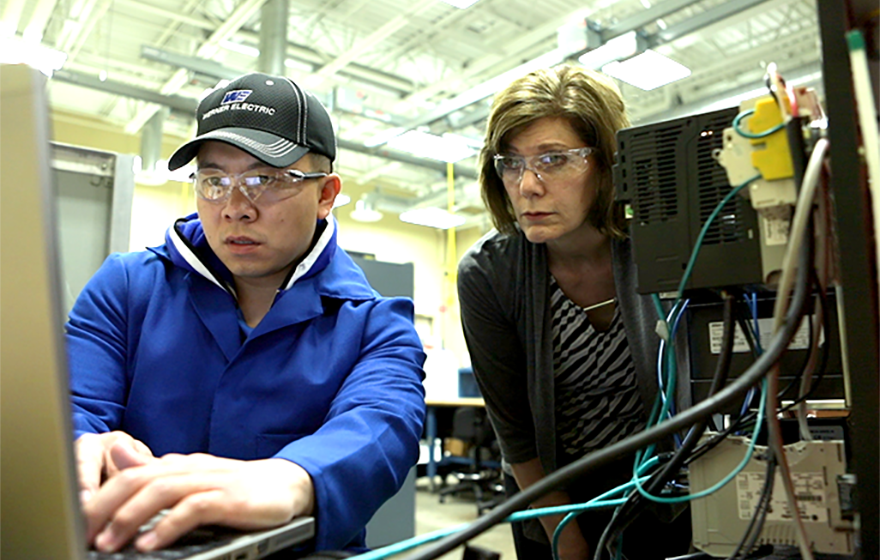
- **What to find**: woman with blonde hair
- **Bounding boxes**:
[457,65,691,559]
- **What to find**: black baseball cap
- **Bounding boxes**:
[168,72,337,171]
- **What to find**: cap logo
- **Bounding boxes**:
[221,90,252,104]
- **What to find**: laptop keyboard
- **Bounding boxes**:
[87,525,244,560]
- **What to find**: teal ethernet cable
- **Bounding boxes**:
[549,459,661,560]
[732,109,786,139]
[347,458,661,560]
[639,174,759,460]
[613,175,762,556]
[631,378,767,504]
[377,175,764,560]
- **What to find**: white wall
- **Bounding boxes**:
[128,182,196,251]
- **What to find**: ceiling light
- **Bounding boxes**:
[364,126,406,148]
[333,193,351,208]
[439,0,481,8]
[399,207,466,230]
[577,31,641,69]
[221,40,260,57]
[385,130,477,163]
[349,198,383,222]
[0,35,67,76]
[284,58,313,73]
[601,50,691,91]
[133,158,192,186]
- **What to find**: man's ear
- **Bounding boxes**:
[317,174,342,219]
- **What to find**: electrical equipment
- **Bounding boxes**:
[714,89,825,285]
[685,292,847,413]
[689,437,855,557]
[614,108,764,294]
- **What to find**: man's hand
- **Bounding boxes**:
[83,454,315,553]
[76,431,155,505]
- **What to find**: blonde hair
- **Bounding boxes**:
[479,65,631,237]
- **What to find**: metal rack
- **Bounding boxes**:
[817,2,879,558]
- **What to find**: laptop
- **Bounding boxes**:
[0,64,315,560]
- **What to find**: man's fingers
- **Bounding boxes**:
[89,468,224,552]
[109,440,153,472]
[134,490,227,552]
[75,434,106,504]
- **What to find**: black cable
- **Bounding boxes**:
[778,276,831,411]
[729,452,778,559]
[401,247,813,560]
[593,292,738,560]
[690,226,822,464]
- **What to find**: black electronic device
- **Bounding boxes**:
[614,108,764,294]
[684,290,846,414]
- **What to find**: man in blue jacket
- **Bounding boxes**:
[69,72,427,554]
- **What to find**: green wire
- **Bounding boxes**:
[630,175,761,503]
[354,176,764,560]
[631,378,767,504]
[677,176,758,298]
[549,458,660,560]
[346,459,661,560]
[732,109,786,139]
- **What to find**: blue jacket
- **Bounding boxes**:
[67,213,427,551]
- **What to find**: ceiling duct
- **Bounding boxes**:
[258,0,288,75]
[139,106,168,172]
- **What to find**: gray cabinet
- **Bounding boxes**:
[51,142,134,313]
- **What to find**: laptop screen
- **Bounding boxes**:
[0,64,315,560]
[0,64,88,560]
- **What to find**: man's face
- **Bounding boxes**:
[195,141,340,289]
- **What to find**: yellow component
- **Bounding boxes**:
[446,162,457,304]
[748,97,794,181]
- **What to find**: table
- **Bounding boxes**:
[424,397,485,492]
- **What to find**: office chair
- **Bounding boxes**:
[437,406,504,514]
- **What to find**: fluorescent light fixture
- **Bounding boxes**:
[284,58,313,73]
[364,127,406,148]
[134,158,193,186]
[349,199,383,222]
[221,40,260,57]
[0,35,67,76]
[399,207,466,230]
[167,164,195,184]
[439,0,481,7]
[385,130,477,163]
[441,132,484,150]
[333,193,351,208]
[578,31,640,69]
[601,50,691,91]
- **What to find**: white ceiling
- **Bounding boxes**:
[3,0,824,223]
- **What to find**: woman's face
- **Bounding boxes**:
[500,116,598,245]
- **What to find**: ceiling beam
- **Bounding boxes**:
[63,0,114,63]
[315,0,435,80]
[234,30,416,95]
[1,0,26,36]
[124,0,270,135]
[112,0,214,31]
[22,0,57,41]
[52,69,199,113]
[400,8,587,107]
[600,0,702,41]
[634,60,822,124]
[388,0,777,134]
[50,68,478,178]
[647,0,771,47]
[141,46,242,80]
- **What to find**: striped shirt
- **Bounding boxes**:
[551,278,645,462]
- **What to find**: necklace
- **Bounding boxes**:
[582,297,616,312]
